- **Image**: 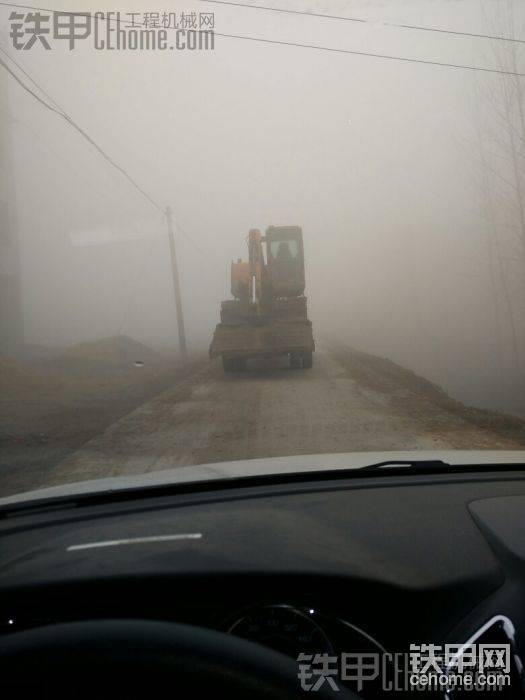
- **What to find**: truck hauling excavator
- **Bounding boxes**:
[209,225,315,372]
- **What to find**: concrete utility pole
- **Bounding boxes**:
[165,206,188,362]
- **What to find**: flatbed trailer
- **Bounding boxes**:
[209,317,314,370]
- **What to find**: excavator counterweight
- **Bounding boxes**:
[209,226,315,371]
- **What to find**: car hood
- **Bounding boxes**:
[1,449,525,509]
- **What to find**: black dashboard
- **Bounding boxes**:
[1,468,525,694]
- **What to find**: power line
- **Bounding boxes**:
[58,112,165,213]
[0,102,172,332]
[1,36,203,355]
[213,31,525,77]
[0,41,64,112]
[0,53,164,213]
[0,102,128,212]
[198,0,525,44]
[0,55,63,114]
[1,1,525,77]
[201,0,365,26]
[0,41,214,262]
[3,0,524,45]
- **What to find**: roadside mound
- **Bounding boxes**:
[333,345,525,447]
[59,335,159,369]
[0,356,59,393]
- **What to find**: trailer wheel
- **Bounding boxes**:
[223,357,246,373]
[222,357,237,372]
[289,353,301,369]
[302,351,313,369]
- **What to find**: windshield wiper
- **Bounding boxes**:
[360,459,450,471]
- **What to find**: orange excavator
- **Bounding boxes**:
[209,225,315,372]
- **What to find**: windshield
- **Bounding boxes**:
[1,1,525,501]
[269,240,299,261]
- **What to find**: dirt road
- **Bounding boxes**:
[44,346,525,488]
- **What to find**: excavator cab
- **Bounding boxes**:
[265,226,305,298]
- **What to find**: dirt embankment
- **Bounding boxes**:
[331,346,525,447]
[0,336,204,495]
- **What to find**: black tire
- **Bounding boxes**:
[222,357,246,373]
[289,353,301,369]
[301,351,313,369]
[222,357,236,373]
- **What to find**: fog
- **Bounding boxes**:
[2,0,525,416]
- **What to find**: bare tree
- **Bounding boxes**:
[472,1,525,374]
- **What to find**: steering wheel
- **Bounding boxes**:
[0,619,360,697]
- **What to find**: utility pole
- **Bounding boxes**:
[165,206,188,361]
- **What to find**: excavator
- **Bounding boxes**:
[209,225,315,372]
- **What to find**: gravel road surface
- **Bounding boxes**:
[44,347,525,488]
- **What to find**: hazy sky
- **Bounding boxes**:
[2,0,525,411]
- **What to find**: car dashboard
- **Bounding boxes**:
[1,468,525,695]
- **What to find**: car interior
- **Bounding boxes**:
[1,462,525,696]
